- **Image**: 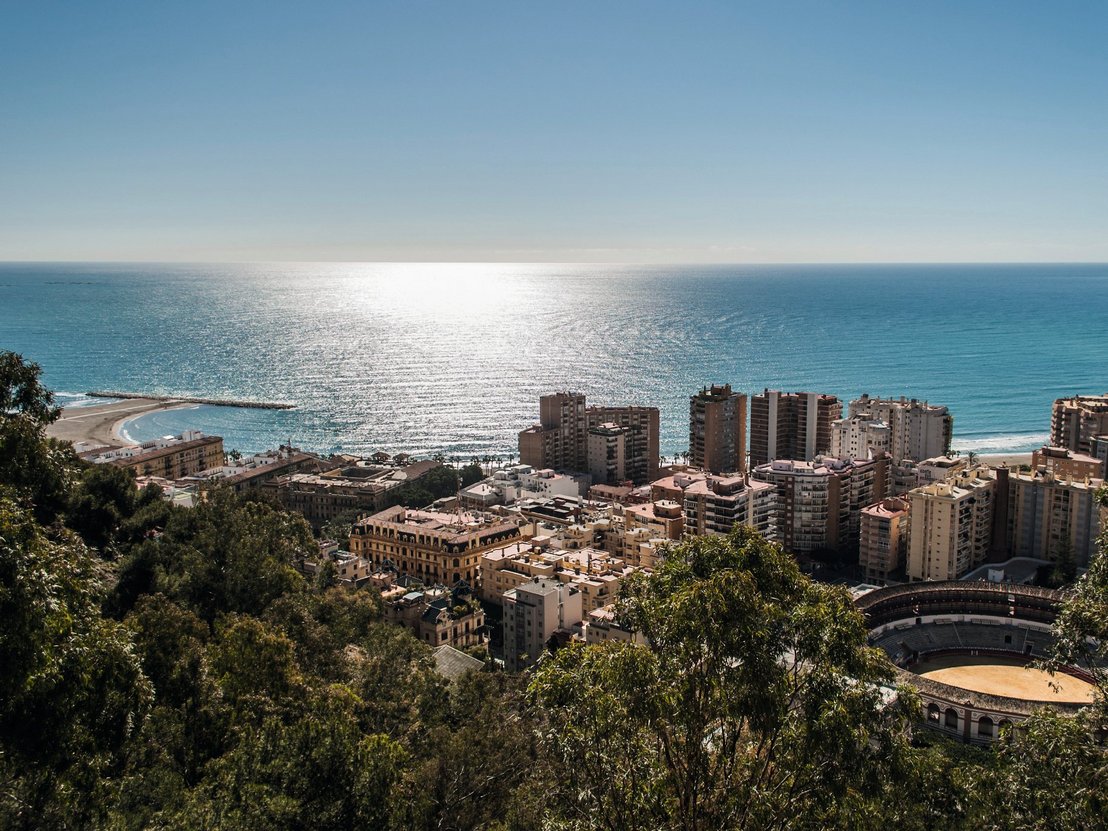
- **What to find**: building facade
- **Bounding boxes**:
[752,455,887,556]
[847,395,953,463]
[750,390,841,466]
[519,392,659,483]
[906,467,997,581]
[1002,468,1103,569]
[682,474,776,540]
[349,506,521,587]
[502,578,583,671]
[1051,394,1108,456]
[689,383,747,473]
[859,497,910,583]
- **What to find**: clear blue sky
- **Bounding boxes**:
[2,1,1106,262]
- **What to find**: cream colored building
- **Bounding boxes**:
[1003,469,1103,568]
[831,416,890,461]
[682,474,776,540]
[907,467,997,581]
[349,506,521,587]
[848,395,953,463]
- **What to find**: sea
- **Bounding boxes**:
[2,262,1106,459]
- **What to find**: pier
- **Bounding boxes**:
[87,391,296,410]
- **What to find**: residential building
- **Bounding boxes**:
[1030,445,1105,480]
[1051,394,1108,455]
[518,392,660,483]
[181,446,330,493]
[90,430,225,480]
[752,455,887,556]
[689,383,747,473]
[859,497,910,583]
[266,459,442,529]
[750,390,841,466]
[349,506,521,587]
[682,474,776,540]
[906,467,997,581]
[830,416,890,461]
[587,422,630,485]
[847,394,953,463]
[1001,468,1104,569]
[382,582,485,649]
[503,578,584,671]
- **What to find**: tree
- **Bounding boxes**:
[459,462,485,488]
[0,495,151,828]
[528,527,918,831]
[0,351,77,523]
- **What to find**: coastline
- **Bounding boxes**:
[47,398,194,448]
[978,452,1032,468]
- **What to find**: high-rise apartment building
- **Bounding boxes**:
[830,416,890,461]
[518,392,659,483]
[749,390,841,466]
[847,395,953,463]
[586,422,630,485]
[859,497,909,583]
[689,384,747,473]
[1051,394,1108,456]
[751,455,887,556]
[1000,468,1103,569]
[682,473,777,540]
[906,467,997,582]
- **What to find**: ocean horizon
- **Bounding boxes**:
[4,261,1107,458]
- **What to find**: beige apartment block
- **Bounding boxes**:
[682,474,777,540]
[1002,468,1104,568]
[690,383,747,473]
[503,578,583,671]
[907,467,997,582]
[859,497,910,583]
[1051,394,1108,456]
[519,392,660,483]
[752,455,887,555]
[750,390,841,466]
[109,435,225,480]
[848,394,953,463]
[349,506,521,587]
[1030,445,1105,481]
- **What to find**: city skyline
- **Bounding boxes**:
[3,1,1107,263]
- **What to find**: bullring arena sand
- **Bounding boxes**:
[917,655,1095,703]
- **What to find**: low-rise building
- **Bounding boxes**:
[382,582,485,650]
[1030,446,1105,480]
[503,578,584,671]
[266,459,442,528]
[88,430,225,480]
[350,506,522,587]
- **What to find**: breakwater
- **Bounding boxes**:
[88,391,296,410]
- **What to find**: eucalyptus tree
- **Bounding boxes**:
[528,527,918,831]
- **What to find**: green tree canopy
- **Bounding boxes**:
[529,527,918,831]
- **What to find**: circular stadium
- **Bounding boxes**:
[856,582,1096,743]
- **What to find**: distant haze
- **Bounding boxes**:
[2,2,1106,263]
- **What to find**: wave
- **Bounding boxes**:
[950,432,1049,454]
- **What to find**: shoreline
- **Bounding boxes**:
[978,452,1033,467]
[47,398,196,449]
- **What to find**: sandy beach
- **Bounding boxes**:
[47,398,190,449]
[978,452,1033,468]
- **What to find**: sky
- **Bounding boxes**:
[1,1,1106,263]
